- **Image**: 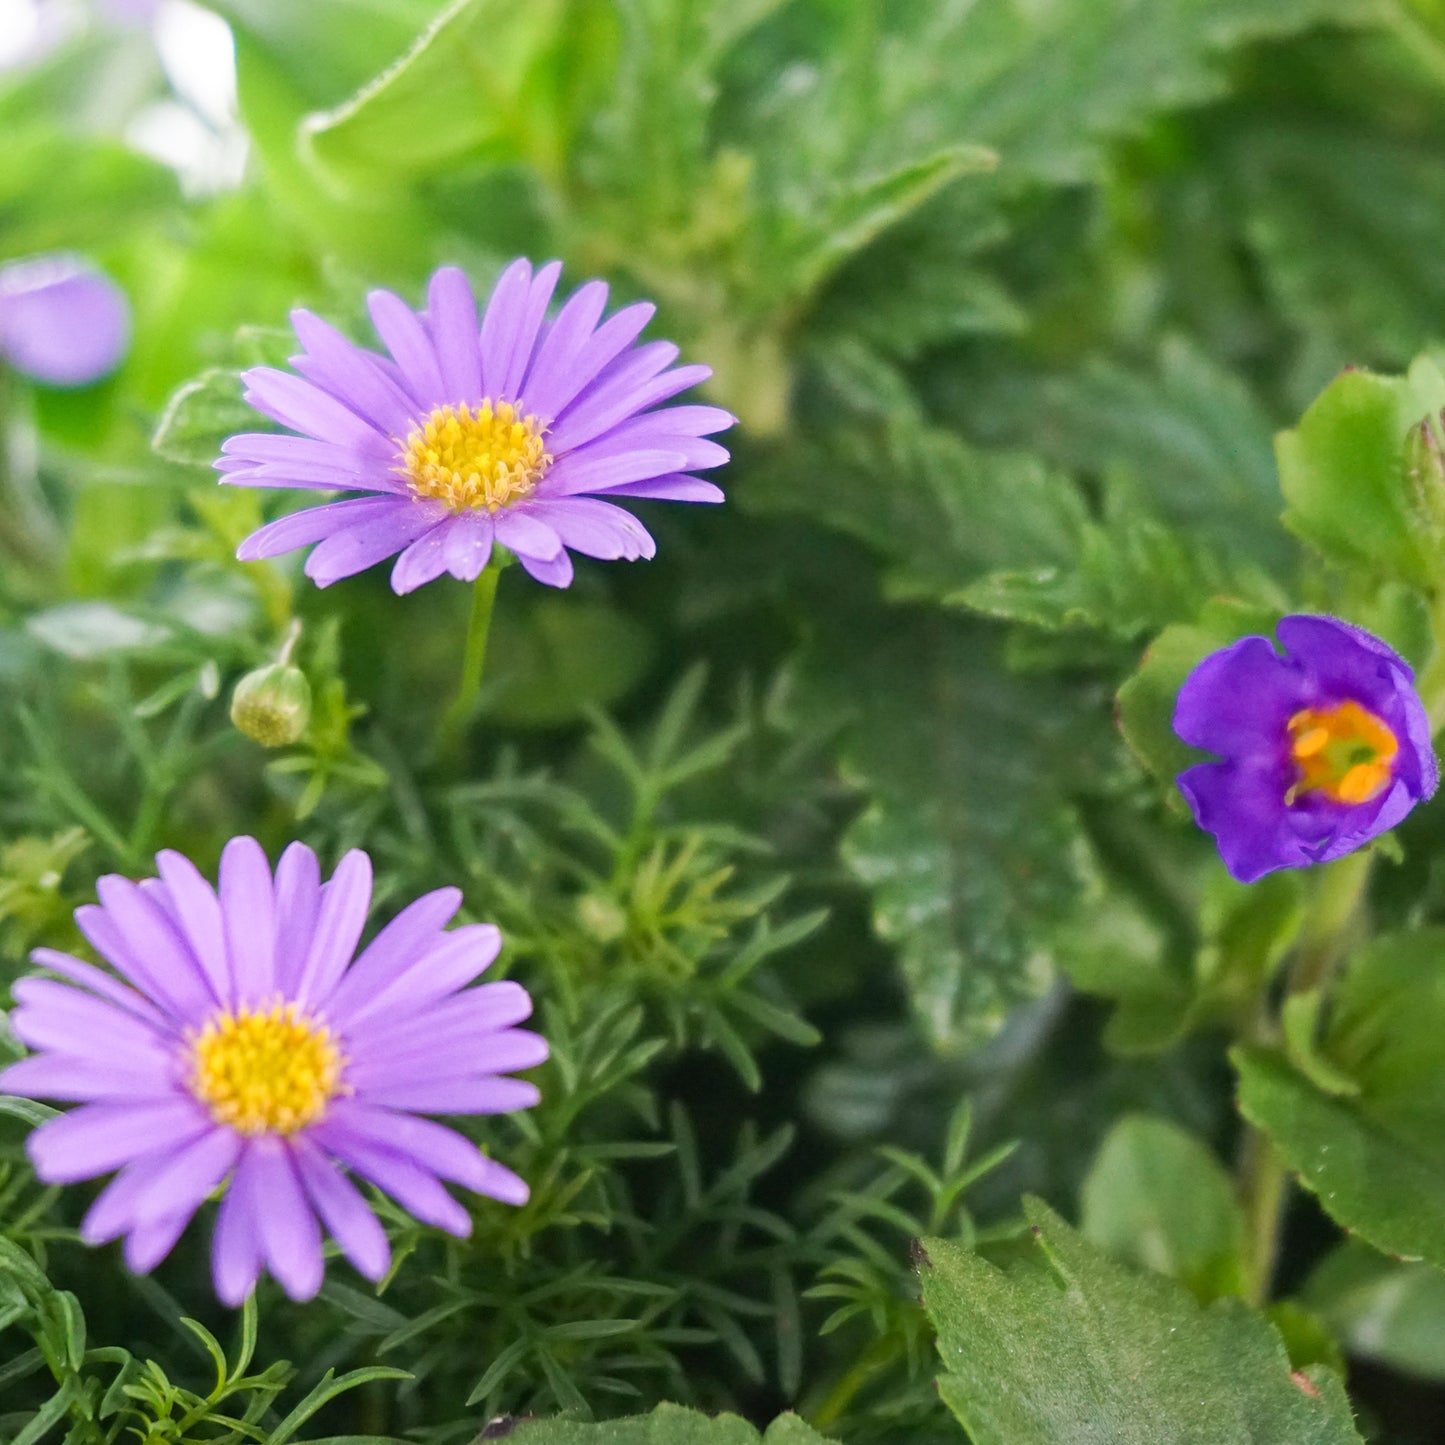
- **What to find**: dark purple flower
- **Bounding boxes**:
[0,839,546,1304]
[222,259,732,592]
[0,256,130,387]
[1173,615,1437,882]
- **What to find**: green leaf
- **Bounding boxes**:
[800,615,1104,1049]
[1276,357,1445,586]
[746,423,1087,601]
[1234,927,1445,1270]
[1303,1238,1445,1381]
[1116,599,1281,793]
[955,482,1285,640]
[1080,1115,1246,1300]
[300,0,583,187]
[506,1403,836,1443]
[26,604,173,660]
[151,369,258,468]
[919,1199,1362,1445]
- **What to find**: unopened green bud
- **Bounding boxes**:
[575,891,627,943]
[230,663,312,747]
[1404,410,1445,546]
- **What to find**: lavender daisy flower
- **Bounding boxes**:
[0,256,130,387]
[0,838,546,1304]
[221,259,733,592]
[1173,614,1437,883]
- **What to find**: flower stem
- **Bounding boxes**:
[1237,847,1374,1305]
[438,565,502,761]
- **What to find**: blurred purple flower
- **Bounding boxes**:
[1174,615,1437,882]
[0,256,130,387]
[0,838,546,1304]
[221,259,733,592]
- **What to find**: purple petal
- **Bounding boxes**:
[487,260,563,402]
[123,1212,193,1274]
[290,309,418,440]
[294,850,373,1009]
[359,1075,541,1114]
[522,301,656,423]
[598,474,725,503]
[273,842,322,997]
[87,1127,239,1243]
[0,257,129,387]
[236,496,402,562]
[1174,635,1309,759]
[366,288,444,406]
[0,1053,177,1103]
[311,1121,472,1235]
[221,432,393,482]
[83,878,213,1022]
[29,1099,212,1183]
[517,548,574,588]
[493,509,563,562]
[389,520,454,594]
[520,497,654,560]
[426,266,482,407]
[548,348,700,454]
[249,1143,324,1301]
[155,850,231,1005]
[304,500,446,586]
[516,279,608,417]
[219,836,276,1002]
[241,368,393,455]
[221,462,404,495]
[540,447,689,498]
[343,979,533,1055]
[442,511,494,581]
[320,1101,499,1191]
[326,886,464,1023]
[348,1027,549,1090]
[340,922,501,1029]
[292,1135,390,1281]
[212,1145,264,1306]
[28,948,170,1030]
[9,977,172,1062]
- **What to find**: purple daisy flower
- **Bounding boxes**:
[220,259,733,592]
[0,838,546,1304]
[0,256,130,388]
[1173,614,1437,883]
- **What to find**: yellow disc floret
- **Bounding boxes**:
[187,999,345,1136]
[399,400,550,512]
[1286,700,1399,806]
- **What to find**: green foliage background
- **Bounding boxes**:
[9,0,1445,1441]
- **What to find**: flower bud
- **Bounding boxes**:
[230,663,311,747]
[1404,409,1445,547]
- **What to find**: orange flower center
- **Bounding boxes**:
[1286,701,1398,806]
[399,400,550,512]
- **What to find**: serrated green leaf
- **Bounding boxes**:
[919,1199,1361,1445]
[506,1402,836,1443]
[1276,357,1445,586]
[1081,1115,1246,1301]
[1234,927,1445,1270]
[800,616,1103,1049]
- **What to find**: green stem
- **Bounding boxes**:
[1237,848,1374,1305]
[808,1336,904,1433]
[438,566,502,760]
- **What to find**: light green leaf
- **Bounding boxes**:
[1276,357,1445,586]
[507,1403,836,1444]
[919,1199,1361,1445]
[1303,1239,1445,1381]
[26,604,173,660]
[1081,1115,1246,1301]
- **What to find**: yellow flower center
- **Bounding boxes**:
[1286,700,1398,806]
[187,1000,345,1136]
[399,400,550,512]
